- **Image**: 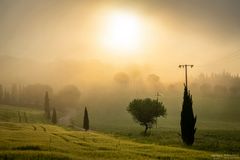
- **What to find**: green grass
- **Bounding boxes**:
[104,127,240,154]
[0,104,46,123]
[0,104,239,159]
[0,122,214,160]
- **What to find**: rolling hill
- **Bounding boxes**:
[0,122,213,160]
[0,104,216,160]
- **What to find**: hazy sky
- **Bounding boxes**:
[1,0,240,82]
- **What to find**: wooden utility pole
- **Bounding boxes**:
[179,64,194,88]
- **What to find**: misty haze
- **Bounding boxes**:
[0,0,240,160]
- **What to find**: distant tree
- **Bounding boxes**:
[83,107,89,131]
[53,85,81,113]
[18,84,23,105]
[51,108,57,124]
[44,91,51,120]
[23,112,28,123]
[181,85,197,145]
[147,74,165,91]
[11,84,18,105]
[127,98,167,135]
[23,84,53,107]
[114,72,130,85]
[3,89,10,105]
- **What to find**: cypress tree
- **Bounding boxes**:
[83,107,89,131]
[180,85,197,145]
[44,91,50,120]
[52,108,57,124]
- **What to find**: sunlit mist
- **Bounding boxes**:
[100,10,144,55]
[0,1,240,158]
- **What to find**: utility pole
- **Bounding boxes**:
[179,64,194,88]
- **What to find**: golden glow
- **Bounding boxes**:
[101,11,143,54]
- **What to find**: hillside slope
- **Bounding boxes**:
[0,122,213,160]
[0,104,46,123]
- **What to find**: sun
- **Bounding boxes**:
[101,11,143,54]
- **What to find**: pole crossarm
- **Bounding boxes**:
[155,92,160,101]
[179,64,194,88]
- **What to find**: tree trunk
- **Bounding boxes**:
[144,124,148,135]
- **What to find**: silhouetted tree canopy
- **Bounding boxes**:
[181,85,197,145]
[127,98,166,135]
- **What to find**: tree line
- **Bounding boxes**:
[0,84,53,107]
[0,84,81,113]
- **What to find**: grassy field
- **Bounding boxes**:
[0,104,46,123]
[103,127,240,154]
[0,104,239,159]
[0,122,214,160]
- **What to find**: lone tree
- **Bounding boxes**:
[181,85,197,145]
[44,91,51,120]
[52,108,57,124]
[83,107,89,131]
[127,98,166,135]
